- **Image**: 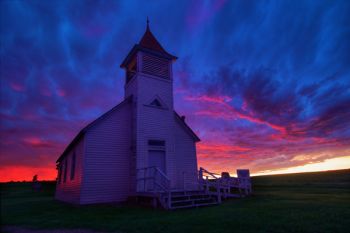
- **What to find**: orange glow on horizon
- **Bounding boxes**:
[1,156,349,182]
[252,156,350,176]
[0,165,57,182]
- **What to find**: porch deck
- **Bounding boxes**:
[135,166,252,210]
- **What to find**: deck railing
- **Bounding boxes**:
[199,167,252,200]
[199,167,222,202]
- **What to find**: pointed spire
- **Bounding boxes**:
[120,19,177,68]
[139,18,167,54]
[146,16,150,31]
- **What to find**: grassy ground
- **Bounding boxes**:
[1,169,350,233]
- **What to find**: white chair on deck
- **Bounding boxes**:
[237,169,252,196]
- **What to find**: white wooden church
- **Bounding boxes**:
[55,22,251,209]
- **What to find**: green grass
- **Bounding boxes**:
[1,169,350,233]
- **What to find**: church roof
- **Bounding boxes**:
[56,96,132,163]
[56,96,200,163]
[174,112,201,142]
[120,21,177,68]
[139,24,168,54]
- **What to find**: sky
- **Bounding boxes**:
[1,0,350,182]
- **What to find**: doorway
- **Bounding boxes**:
[148,150,166,174]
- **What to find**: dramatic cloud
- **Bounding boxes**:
[1,0,349,181]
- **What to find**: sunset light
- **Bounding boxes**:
[1,1,350,232]
[252,156,350,176]
[1,0,349,182]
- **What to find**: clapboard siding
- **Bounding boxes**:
[137,105,177,188]
[124,56,199,190]
[137,72,173,108]
[174,118,199,190]
[124,70,138,99]
[56,34,201,204]
[55,137,84,204]
[128,71,180,189]
[80,101,132,204]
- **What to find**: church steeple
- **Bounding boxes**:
[138,19,170,56]
[146,16,150,30]
[120,20,178,89]
[120,20,177,71]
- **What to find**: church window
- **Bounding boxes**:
[150,99,162,107]
[148,140,165,146]
[63,158,68,183]
[70,152,76,180]
[147,96,167,109]
[58,165,62,184]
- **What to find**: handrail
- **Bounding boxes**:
[136,166,171,209]
[199,167,220,180]
[198,167,222,202]
[138,166,170,180]
[154,167,170,182]
[136,166,170,185]
[138,166,167,176]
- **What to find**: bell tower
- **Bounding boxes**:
[120,20,177,109]
[120,20,179,190]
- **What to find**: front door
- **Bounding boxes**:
[147,150,166,191]
[148,150,166,174]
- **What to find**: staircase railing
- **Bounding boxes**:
[198,167,222,202]
[136,166,171,209]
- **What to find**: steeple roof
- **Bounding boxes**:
[139,19,168,54]
[120,20,177,68]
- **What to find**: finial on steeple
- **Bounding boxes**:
[146,16,150,30]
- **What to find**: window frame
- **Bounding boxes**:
[63,158,68,183]
[70,152,76,181]
[58,164,62,184]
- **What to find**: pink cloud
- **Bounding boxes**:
[197,143,250,153]
[57,89,66,97]
[185,95,232,103]
[10,82,25,92]
[185,93,286,133]
[23,137,56,148]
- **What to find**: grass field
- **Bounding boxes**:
[1,169,350,233]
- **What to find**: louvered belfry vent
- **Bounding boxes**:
[142,54,169,79]
[120,21,177,84]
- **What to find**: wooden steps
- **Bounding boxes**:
[135,190,219,210]
[135,188,246,210]
[162,190,219,210]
